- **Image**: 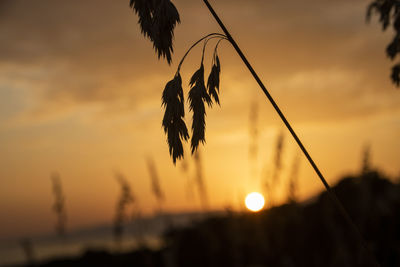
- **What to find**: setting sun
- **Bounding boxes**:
[245,192,265,212]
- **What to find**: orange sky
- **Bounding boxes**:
[0,0,399,239]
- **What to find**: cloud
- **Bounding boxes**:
[0,0,398,126]
[0,0,172,120]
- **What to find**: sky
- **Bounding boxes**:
[0,0,399,239]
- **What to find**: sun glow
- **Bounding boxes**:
[245,192,265,212]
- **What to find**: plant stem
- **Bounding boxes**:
[213,38,224,64]
[201,0,380,266]
[201,35,226,65]
[176,33,226,75]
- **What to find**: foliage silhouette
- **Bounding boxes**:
[367,0,400,86]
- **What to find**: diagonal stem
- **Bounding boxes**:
[201,0,380,266]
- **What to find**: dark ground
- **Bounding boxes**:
[16,170,400,267]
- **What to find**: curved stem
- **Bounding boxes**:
[212,38,226,64]
[176,33,226,75]
[201,35,227,65]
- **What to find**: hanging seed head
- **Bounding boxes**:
[130,0,180,64]
[188,63,212,153]
[129,0,153,38]
[207,55,221,105]
[162,73,189,163]
[158,34,227,163]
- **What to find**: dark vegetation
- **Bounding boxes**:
[367,0,400,86]
[21,169,400,267]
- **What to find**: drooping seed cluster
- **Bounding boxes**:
[129,0,180,64]
[130,0,227,163]
[163,36,225,163]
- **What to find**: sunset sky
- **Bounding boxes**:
[0,0,399,239]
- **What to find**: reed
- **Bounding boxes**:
[146,157,166,214]
[248,99,259,181]
[113,172,135,248]
[50,172,67,237]
[194,149,209,211]
[180,151,195,201]
[287,153,301,203]
[19,238,35,266]
[361,144,372,175]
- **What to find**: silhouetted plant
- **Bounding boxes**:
[367,0,400,86]
[162,33,227,163]
[130,0,228,163]
[146,157,166,213]
[129,0,180,64]
[287,153,301,203]
[262,131,285,206]
[113,172,135,248]
[180,151,195,201]
[262,168,273,208]
[361,144,372,175]
[50,172,67,237]
[272,131,285,185]
[194,149,209,210]
[248,99,259,180]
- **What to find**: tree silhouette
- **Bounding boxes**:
[367,0,400,86]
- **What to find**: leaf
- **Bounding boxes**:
[188,63,212,153]
[207,55,221,105]
[130,0,180,64]
[162,73,189,163]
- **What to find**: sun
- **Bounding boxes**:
[245,192,265,212]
